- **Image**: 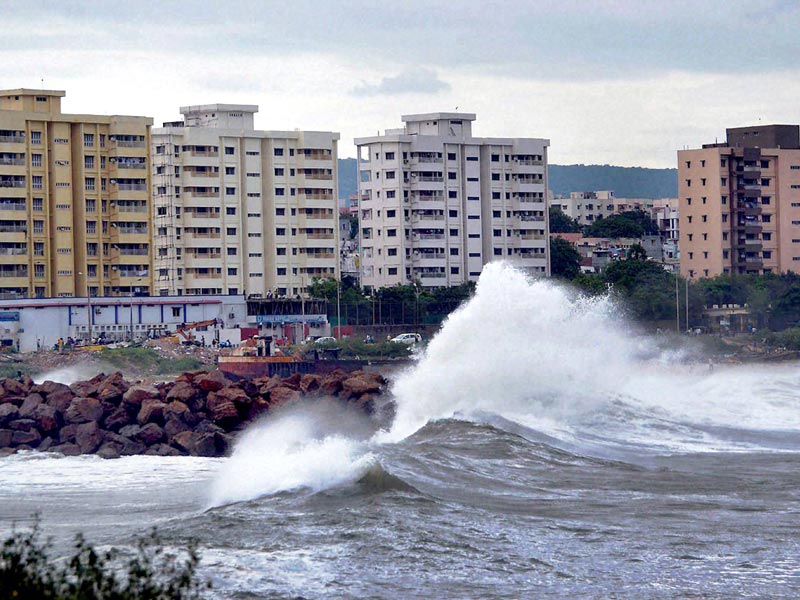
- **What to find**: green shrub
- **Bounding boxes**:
[0,521,209,599]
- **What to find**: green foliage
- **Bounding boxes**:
[549,236,581,279]
[763,327,800,350]
[548,206,582,233]
[0,522,209,599]
[100,347,205,375]
[586,210,660,238]
[318,338,414,359]
[627,243,647,261]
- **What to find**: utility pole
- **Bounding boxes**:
[675,271,680,333]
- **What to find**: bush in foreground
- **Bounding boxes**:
[0,522,209,599]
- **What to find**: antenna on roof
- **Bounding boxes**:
[455,106,458,110]
[40,77,44,90]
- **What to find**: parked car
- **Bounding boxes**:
[314,336,337,345]
[391,333,422,345]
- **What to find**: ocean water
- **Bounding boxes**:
[2,263,800,599]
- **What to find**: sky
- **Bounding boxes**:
[2,0,800,167]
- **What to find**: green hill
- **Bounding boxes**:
[337,160,678,200]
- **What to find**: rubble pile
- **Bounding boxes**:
[0,369,386,459]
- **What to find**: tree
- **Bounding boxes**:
[627,243,647,261]
[549,236,581,279]
[586,210,660,238]
[548,206,582,233]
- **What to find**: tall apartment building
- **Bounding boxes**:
[678,124,800,279]
[355,113,549,289]
[0,89,153,298]
[151,105,339,297]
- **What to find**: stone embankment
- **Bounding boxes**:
[0,369,386,459]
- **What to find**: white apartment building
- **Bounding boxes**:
[355,113,549,289]
[552,191,665,227]
[152,104,339,297]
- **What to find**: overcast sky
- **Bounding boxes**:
[2,0,799,167]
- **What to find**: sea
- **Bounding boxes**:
[1,262,799,599]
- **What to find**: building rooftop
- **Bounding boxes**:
[401,112,476,122]
[0,89,66,98]
[180,103,259,115]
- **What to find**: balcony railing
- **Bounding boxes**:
[117,183,147,191]
[0,269,28,277]
[0,136,24,144]
[118,248,149,255]
[0,247,26,256]
[0,180,25,188]
[0,225,26,233]
[113,140,146,148]
[0,158,25,166]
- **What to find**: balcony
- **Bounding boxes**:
[112,138,146,148]
[0,156,25,167]
[0,177,25,189]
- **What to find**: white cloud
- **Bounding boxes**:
[350,68,450,96]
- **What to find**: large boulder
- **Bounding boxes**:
[341,372,383,399]
[11,428,41,447]
[122,385,160,408]
[65,397,104,424]
[104,407,132,432]
[51,442,81,456]
[118,424,142,439]
[96,444,121,460]
[205,393,238,424]
[164,416,191,439]
[215,386,251,407]
[75,421,104,454]
[145,443,182,457]
[0,429,13,447]
[165,381,196,404]
[18,393,44,418]
[135,423,165,446]
[172,430,220,457]
[137,399,166,426]
[8,418,37,431]
[33,404,60,434]
[31,380,71,398]
[45,389,74,414]
[69,379,99,398]
[96,373,128,404]
[319,371,346,396]
[0,378,27,398]
[268,386,301,407]
[0,403,19,426]
[195,370,230,393]
[58,424,78,444]
[281,373,303,391]
[299,374,322,394]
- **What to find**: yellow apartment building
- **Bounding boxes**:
[678,124,800,279]
[0,89,153,298]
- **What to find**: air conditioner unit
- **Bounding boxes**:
[228,313,235,319]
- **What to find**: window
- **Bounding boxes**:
[388,248,397,256]
[385,152,395,160]
[275,188,285,196]
[227,268,237,276]
[227,227,236,236]
[491,173,500,181]
[450,172,458,180]
[84,133,94,147]
[226,187,235,195]
[450,267,459,275]
[276,228,286,236]
[32,154,42,167]
[762,215,771,223]
[225,147,235,155]
[226,207,236,215]
[763,250,772,259]
[701,178,706,186]
[277,267,287,275]
[702,215,707,222]
[494,248,502,256]
[388,267,398,275]
[386,171,396,180]
[387,229,397,237]
[275,168,284,176]
[448,191,457,199]
[32,176,43,190]
[685,161,691,168]
[86,221,96,234]
[448,152,456,160]
[387,210,396,218]
[30,131,41,145]
[761,178,770,186]
[491,154,499,162]
[246,150,260,156]
[686,179,691,187]
[226,167,235,175]
[274,148,284,156]
[85,177,95,191]
[33,220,44,233]
[492,192,500,199]
[493,229,501,237]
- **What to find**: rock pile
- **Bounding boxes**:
[0,369,386,459]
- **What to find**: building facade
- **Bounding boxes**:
[678,124,800,279]
[151,104,339,297]
[355,113,549,289]
[552,191,662,227]
[0,89,153,299]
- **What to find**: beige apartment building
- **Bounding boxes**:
[356,113,549,289]
[0,89,153,298]
[678,124,800,279]
[152,105,339,297]
[551,191,661,227]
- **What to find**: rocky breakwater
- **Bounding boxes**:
[0,369,387,459]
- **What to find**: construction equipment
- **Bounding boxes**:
[169,319,218,345]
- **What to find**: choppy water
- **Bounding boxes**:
[2,263,800,598]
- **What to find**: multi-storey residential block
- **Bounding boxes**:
[151,105,339,297]
[678,124,800,279]
[355,113,549,289]
[552,191,660,227]
[0,89,153,298]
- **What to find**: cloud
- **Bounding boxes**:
[350,68,450,96]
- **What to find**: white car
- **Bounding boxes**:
[314,336,337,345]
[391,333,422,345]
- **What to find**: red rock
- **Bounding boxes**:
[33,404,60,433]
[58,424,78,444]
[195,370,230,392]
[0,404,19,426]
[165,381,196,403]
[268,386,301,407]
[135,423,165,446]
[118,424,141,439]
[145,443,182,457]
[257,375,285,396]
[69,380,98,397]
[46,389,74,414]
[18,393,44,418]
[164,416,190,439]
[122,385,159,408]
[75,421,104,453]
[320,372,346,396]
[163,400,190,420]
[31,380,71,397]
[51,443,81,456]
[65,397,104,424]
[205,393,238,423]
[0,378,26,397]
[300,374,322,394]
[215,386,251,406]
[341,373,383,399]
[104,407,132,432]
[38,436,54,451]
[0,429,12,446]
[12,429,41,447]
[8,418,37,431]
[282,373,302,390]
[96,444,121,459]
[137,399,166,426]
